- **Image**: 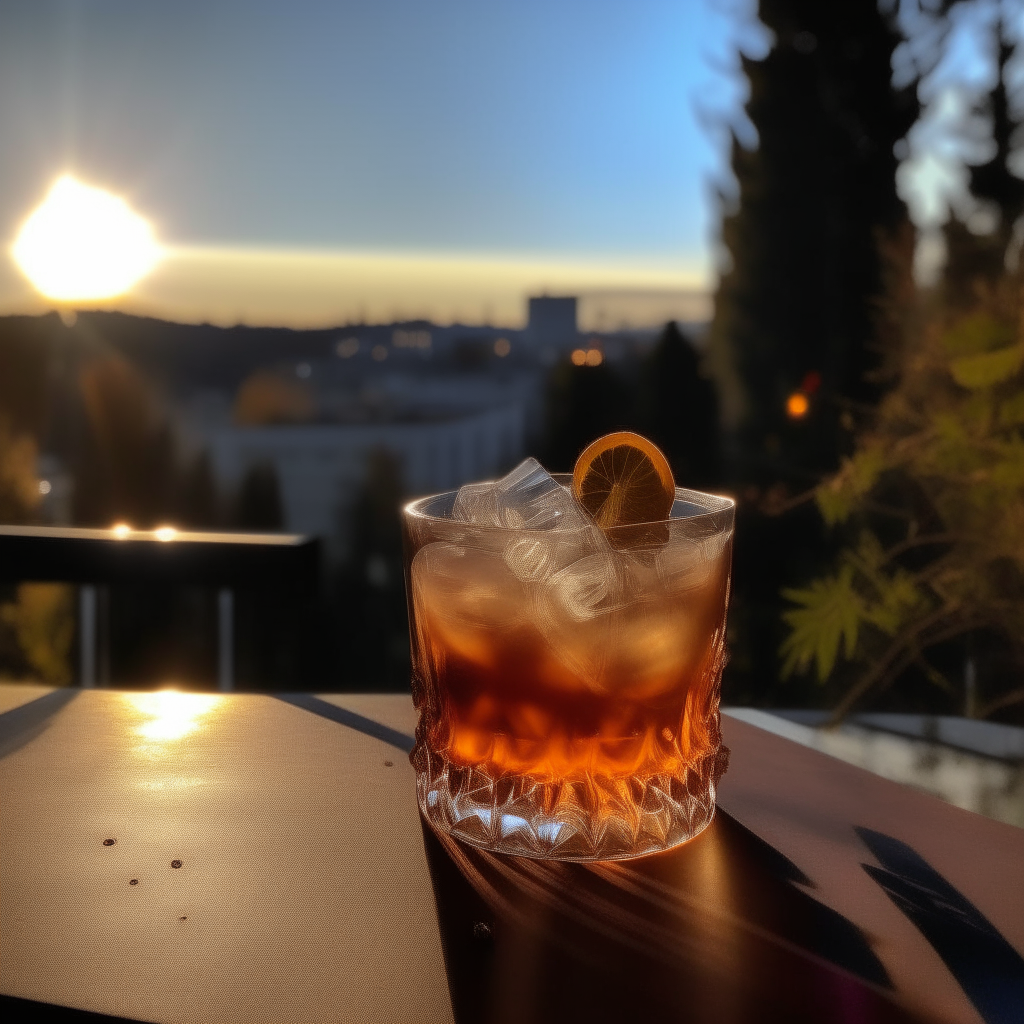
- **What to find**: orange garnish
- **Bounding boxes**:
[572,432,675,542]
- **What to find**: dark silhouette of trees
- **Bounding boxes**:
[710,0,921,486]
[73,355,181,527]
[540,359,636,472]
[707,0,939,709]
[639,322,721,489]
[233,461,284,529]
[335,448,410,689]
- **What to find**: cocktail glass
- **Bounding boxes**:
[402,467,734,861]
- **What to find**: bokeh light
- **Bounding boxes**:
[786,392,810,419]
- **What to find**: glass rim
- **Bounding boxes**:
[403,479,735,533]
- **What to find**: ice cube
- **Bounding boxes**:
[656,533,730,593]
[411,542,529,670]
[503,529,606,582]
[494,458,584,530]
[533,549,625,689]
[452,481,499,526]
[451,458,589,532]
[546,551,621,621]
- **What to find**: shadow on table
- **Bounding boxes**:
[0,689,79,761]
[421,808,925,1024]
[857,827,1024,1024]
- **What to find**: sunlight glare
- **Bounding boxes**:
[11,175,161,302]
[128,690,223,742]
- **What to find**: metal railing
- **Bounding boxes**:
[0,525,319,690]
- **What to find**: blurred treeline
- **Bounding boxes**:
[541,0,1024,725]
[0,316,311,689]
[713,0,1024,723]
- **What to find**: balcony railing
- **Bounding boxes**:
[0,525,319,690]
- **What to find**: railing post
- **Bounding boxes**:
[98,585,111,687]
[218,587,234,692]
[79,585,96,688]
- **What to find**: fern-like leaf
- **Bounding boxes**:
[780,565,864,681]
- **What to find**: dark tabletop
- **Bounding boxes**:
[1,686,1021,1024]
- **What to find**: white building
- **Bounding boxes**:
[207,403,525,556]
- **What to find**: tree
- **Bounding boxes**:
[0,584,75,685]
[540,359,636,472]
[639,322,722,488]
[0,418,41,523]
[710,0,921,485]
[335,448,410,689]
[73,355,179,526]
[781,272,1024,721]
[233,461,284,529]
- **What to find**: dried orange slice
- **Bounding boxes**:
[572,432,675,543]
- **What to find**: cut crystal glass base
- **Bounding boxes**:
[413,743,729,862]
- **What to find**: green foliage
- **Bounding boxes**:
[941,313,1013,356]
[0,417,40,523]
[781,566,862,681]
[0,584,74,685]
[782,533,927,683]
[815,445,887,525]
[782,276,1024,719]
[949,343,1024,389]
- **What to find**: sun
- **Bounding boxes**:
[11,175,161,302]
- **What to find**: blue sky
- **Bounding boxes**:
[2,0,1001,326]
[0,1,746,274]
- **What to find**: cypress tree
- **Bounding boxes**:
[710,0,920,486]
[640,322,721,489]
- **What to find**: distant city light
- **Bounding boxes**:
[571,348,587,366]
[371,344,388,361]
[296,362,311,378]
[112,522,131,538]
[11,175,161,302]
[585,348,603,367]
[37,480,51,495]
[786,392,810,419]
[493,337,511,358]
[154,526,178,542]
[392,329,431,350]
[336,337,359,358]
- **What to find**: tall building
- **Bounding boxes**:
[527,296,577,356]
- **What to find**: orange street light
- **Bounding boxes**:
[786,392,810,419]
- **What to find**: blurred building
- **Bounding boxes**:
[207,404,524,558]
[527,296,578,360]
[179,361,536,558]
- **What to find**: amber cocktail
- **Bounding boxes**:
[402,451,734,861]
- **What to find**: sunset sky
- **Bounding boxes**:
[0,0,750,328]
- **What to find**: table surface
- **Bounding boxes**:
[1,685,1022,1024]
